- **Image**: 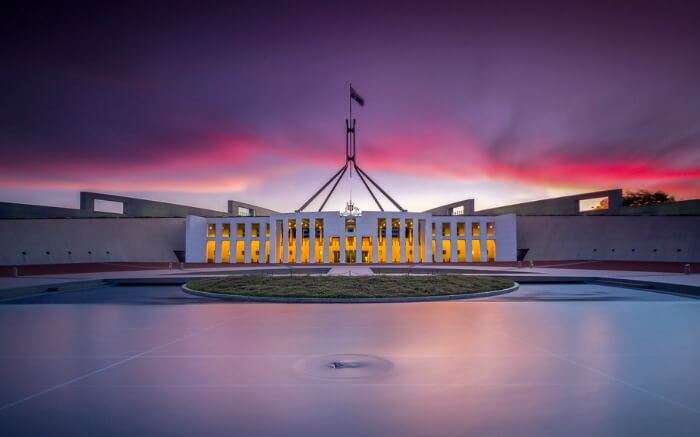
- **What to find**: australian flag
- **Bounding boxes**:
[350,86,365,106]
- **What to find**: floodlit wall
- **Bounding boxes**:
[188,212,518,264]
[517,216,700,262]
[0,218,185,265]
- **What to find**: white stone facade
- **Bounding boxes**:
[186,212,517,264]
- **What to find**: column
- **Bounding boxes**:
[480,220,487,262]
[244,222,252,264]
[450,222,458,263]
[310,218,316,264]
[282,218,289,263]
[413,217,420,264]
[214,223,222,264]
[356,237,362,264]
[372,229,379,263]
[295,219,302,263]
[323,236,330,264]
[425,219,433,263]
[399,218,406,263]
[340,234,347,263]
[466,237,473,262]
[270,220,277,264]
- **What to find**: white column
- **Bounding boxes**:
[399,219,406,263]
[258,229,266,264]
[480,220,487,262]
[214,223,222,264]
[310,218,316,264]
[282,219,289,263]
[340,234,346,263]
[413,217,420,264]
[425,219,433,263]
[270,220,277,264]
[466,236,473,262]
[244,223,252,264]
[295,219,303,263]
[450,222,458,263]
[356,237,362,264]
[323,236,329,263]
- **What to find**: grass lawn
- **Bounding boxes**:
[185,274,515,299]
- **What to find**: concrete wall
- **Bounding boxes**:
[518,216,700,262]
[0,218,185,265]
[423,199,475,215]
[477,189,623,216]
[80,192,228,217]
[227,200,277,217]
[0,202,122,219]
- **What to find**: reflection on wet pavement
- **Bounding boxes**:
[0,284,698,436]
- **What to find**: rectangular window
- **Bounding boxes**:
[276,220,284,263]
[432,239,436,262]
[345,217,356,233]
[221,240,230,263]
[486,222,495,238]
[361,237,372,263]
[442,240,451,263]
[391,218,400,239]
[315,219,324,263]
[330,237,340,264]
[251,240,260,263]
[472,240,481,262]
[457,240,466,262]
[471,222,480,237]
[94,199,124,214]
[236,223,245,238]
[405,219,414,263]
[252,223,260,238]
[222,223,230,239]
[288,219,296,263]
[579,196,609,212]
[207,224,216,238]
[345,236,356,263]
[238,207,252,216]
[236,241,245,263]
[206,240,216,263]
[377,219,386,263]
[418,219,426,263]
[265,223,270,238]
[457,222,465,237]
[265,240,270,263]
[451,205,464,215]
[432,222,436,238]
[442,223,450,237]
[487,240,496,262]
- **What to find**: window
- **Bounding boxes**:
[391,218,400,239]
[345,217,356,233]
[235,241,245,263]
[222,224,230,239]
[265,223,270,238]
[330,237,340,264]
[377,218,386,239]
[206,241,216,263]
[94,199,124,214]
[207,224,216,238]
[457,240,466,262]
[221,240,230,263]
[251,240,260,263]
[451,205,464,215]
[236,223,245,238]
[442,240,451,263]
[442,223,450,237]
[471,222,480,237]
[579,196,609,212]
[472,240,481,262]
[361,237,372,263]
[457,222,465,237]
[487,240,496,262]
[238,207,252,216]
[345,237,356,263]
[486,222,495,238]
[252,223,260,238]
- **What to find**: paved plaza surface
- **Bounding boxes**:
[1,281,699,436]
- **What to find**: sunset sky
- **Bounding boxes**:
[2,1,699,212]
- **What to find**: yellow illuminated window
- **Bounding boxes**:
[252,223,260,238]
[251,240,260,263]
[206,240,216,263]
[236,241,245,263]
[442,223,450,237]
[221,240,230,263]
[276,220,284,263]
[315,219,324,263]
[207,224,216,238]
[222,224,230,238]
[471,223,480,237]
[377,219,386,263]
[457,240,466,262]
[472,240,481,262]
[487,240,496,262]
[237,223,245,238]
[432,239,436,262]
[330,237,340,264]
[405,219,414,263]
[486,222,495,238]
[345,237,356,263]
[265,240,270,263]
[457,223,465,237]
[345,217,356,233]
[442,240,451,263]
[265,223,270,238]
[288,219,296,263]
[361,237,372,263]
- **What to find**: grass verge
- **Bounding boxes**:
[185,275,515,299]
